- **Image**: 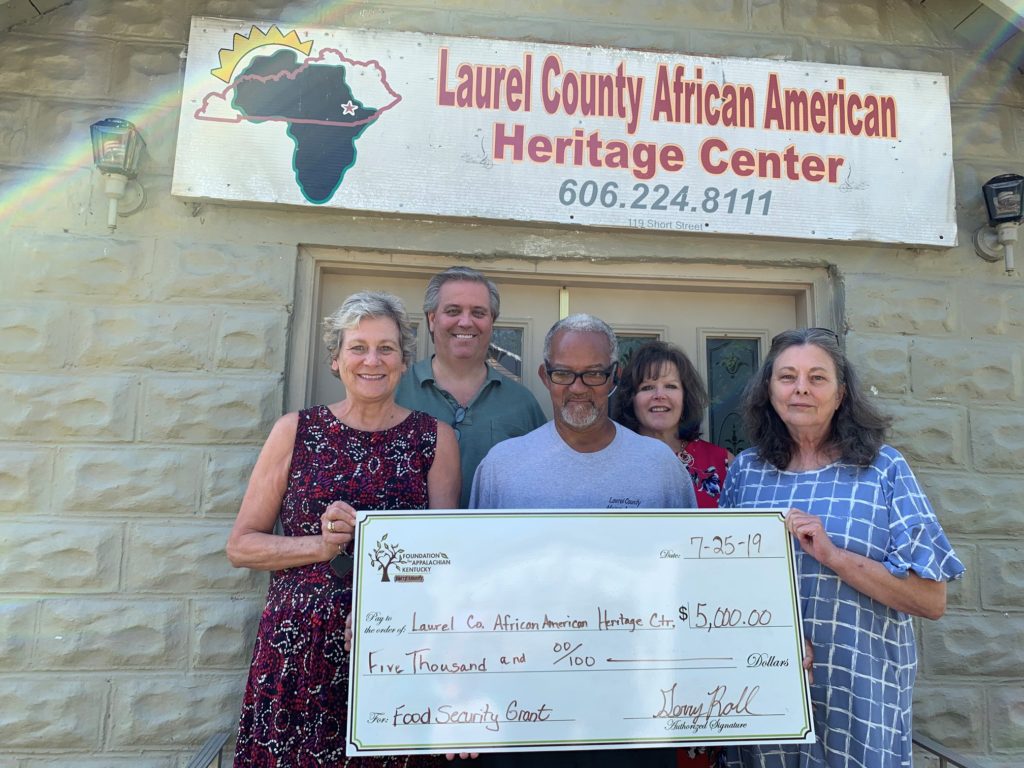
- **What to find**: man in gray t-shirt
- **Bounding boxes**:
[468,313,696,768]
[471,419,693,509]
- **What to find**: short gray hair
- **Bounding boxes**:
[423,266,500,321]
[543,313,618,363]
[322,291,416,371]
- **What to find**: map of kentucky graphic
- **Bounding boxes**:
[194,26,402,204]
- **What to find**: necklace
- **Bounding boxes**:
[676,440,694,468]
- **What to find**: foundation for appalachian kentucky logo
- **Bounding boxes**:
[369,533,450,583]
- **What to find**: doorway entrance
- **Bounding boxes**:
[291,251,831,453]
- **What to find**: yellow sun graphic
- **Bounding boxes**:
[211,25,314,83]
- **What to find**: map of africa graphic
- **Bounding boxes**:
[195,47,402,204]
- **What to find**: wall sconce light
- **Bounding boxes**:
[974,173,1024,274]
[89,118,146,231]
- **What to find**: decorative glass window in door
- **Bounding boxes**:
[489,326,525,382]
[706,337,761,454]
[615,333,660,370]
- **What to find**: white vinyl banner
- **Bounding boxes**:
[174,17,957,246]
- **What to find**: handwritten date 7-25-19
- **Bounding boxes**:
[689,533,762,558]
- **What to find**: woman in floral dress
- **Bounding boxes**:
[226,291,460,767]
[614,340,733,509]
[614,340,734,767]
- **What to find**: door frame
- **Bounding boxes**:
[286,246,836,412]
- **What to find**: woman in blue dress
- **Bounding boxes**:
[722,328,964,768]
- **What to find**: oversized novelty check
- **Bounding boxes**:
[347,509,814,755]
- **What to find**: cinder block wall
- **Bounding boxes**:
[0,1,1020,766]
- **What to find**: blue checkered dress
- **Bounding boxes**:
[721,445,964,768]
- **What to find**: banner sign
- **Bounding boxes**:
[346,509,813,755]
[174,17,956,246]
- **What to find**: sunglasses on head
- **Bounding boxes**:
[451,405,466,441]
[771,327,839,345]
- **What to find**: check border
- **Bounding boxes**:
[347,508,813,754]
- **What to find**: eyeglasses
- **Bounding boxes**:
[451,405,466,442]
[544,364,617,387]
[771,327,840,345]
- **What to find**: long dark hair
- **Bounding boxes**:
[613,341,708,441]
[742,328,890,468]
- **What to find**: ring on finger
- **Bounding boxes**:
[328,520,336,533]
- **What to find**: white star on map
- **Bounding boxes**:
[341,100,358,116]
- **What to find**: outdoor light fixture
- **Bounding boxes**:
[89,118,146,231]
[974,173,1024,274]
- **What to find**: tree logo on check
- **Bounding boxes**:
[368,533,452,583]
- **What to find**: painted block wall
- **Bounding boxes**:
[0,1,1021,765]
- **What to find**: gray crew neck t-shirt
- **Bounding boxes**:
[470,421,696,510]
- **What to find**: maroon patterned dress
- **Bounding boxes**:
[234,406,446,768]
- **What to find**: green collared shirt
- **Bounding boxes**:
[395,356,548,508]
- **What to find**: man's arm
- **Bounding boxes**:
[468,457,492,509]
[658,446,696,508]
[676,465,698,508]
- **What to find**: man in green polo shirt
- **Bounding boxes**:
[395,266,547,508]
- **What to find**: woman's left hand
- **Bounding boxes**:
[787,506,948,619]
[785,507,838,567]
[321,501,357,557]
